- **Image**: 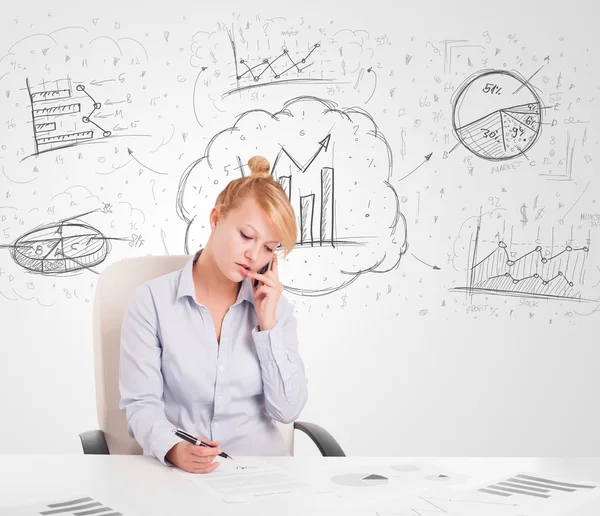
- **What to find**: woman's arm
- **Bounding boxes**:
[252,296,309,423]
[119,283,180,465]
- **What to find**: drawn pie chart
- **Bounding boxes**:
[452,70,543,161]
[331,473,389,487]
[11,223,110,274]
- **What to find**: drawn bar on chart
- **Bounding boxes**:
[33,103,81,118]
[31,88,71,103]
[279,175,292,201]
[38,495,123,515]
[479,474,596,498]
[320,167,334,245]
[35,122,56,132]
[300,194,315,246]
[37,131,94,145]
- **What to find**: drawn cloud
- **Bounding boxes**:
[177,96,407,296]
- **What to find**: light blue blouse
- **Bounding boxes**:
[119,250,309,465]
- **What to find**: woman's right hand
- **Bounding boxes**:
[165,437,222,473]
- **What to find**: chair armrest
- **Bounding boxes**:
[293,421,346,457]
[79,429,110,455]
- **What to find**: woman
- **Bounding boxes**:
[119,156,308,474]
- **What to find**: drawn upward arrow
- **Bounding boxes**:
[398,152,433,182]
[411,253,441,270]
[127,148,168,176]
[279,134,331,174]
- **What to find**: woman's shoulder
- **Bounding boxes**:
[128,267,186,306]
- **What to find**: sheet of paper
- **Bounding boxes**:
[360,487,530,516]
[0,494,150,516]
[294,459,470,503]
[458,471,600,516]
[174,457,333,504]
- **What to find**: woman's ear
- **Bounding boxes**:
[209,207,222,230]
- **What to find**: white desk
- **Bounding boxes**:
[1,456,599,516]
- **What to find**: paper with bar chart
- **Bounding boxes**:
[0,495,144,516]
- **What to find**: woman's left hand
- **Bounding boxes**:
[249,254,283,331]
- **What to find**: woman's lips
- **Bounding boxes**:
[236,263,250,275]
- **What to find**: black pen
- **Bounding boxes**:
[173,428,233,459]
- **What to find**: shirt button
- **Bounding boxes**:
[213,422,219,428]
[219,365,225,372]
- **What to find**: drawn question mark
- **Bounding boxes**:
[353,125,359,141]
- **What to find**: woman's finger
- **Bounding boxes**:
[189,445,222,458]
[191,461,220,474]
[249,271,277,288]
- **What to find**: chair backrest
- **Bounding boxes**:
[93,254,294,456]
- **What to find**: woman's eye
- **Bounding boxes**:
[265,246,274,253]
[240,231,251,240]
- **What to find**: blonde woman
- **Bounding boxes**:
[119,156,307,473]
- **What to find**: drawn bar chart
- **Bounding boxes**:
[479,473,597,499]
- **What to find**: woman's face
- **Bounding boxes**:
[210,196,280,282]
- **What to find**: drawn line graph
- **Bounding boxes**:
[451,218,593,301]
[235,43,321,82]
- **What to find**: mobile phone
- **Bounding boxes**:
[254,261,271,288]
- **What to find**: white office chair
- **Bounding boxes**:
[79,255,345,457]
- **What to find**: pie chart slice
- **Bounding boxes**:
[331,473,389,487]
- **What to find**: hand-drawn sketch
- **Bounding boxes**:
[177,96,407,296]
[451,69,543,161]
[450,209,597,303]
[189,16,383,120]
[1,209,127,275]
[24,77,111,160]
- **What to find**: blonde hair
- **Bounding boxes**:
[214,156,297,257]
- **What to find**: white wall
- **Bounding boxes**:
[1,0,598,456]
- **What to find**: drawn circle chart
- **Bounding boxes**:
[331,473,389,487]
[390,464,421,472]
[452,70,543,161]
[11,223,110,274]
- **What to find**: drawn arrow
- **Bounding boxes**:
[127,148,168,176]
[105,99,126,105]
[90,79,117,87]
[398,152,433,182]
[280,134,331,173]
[411,253,441,270]
[192,66,209,128]
[365,67,378,104]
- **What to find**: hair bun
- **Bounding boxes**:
[247,155,271,177]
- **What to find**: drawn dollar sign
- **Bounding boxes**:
[520,203,528,227]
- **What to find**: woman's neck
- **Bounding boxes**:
[192,247,240,302]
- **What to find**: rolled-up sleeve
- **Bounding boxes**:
[119,284,180,466]
[252,298,308,424]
